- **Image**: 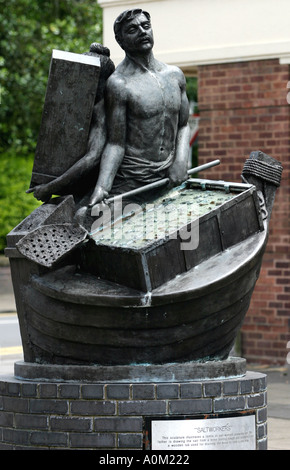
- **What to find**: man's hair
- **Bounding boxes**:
[114,9,151,47]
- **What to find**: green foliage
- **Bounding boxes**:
[0,0,103,155]
[0,151,41,252]
[186,77,198,104]
[0,0,103,252]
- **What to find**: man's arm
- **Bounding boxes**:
[89,75,127,206]
[168,70,190,186]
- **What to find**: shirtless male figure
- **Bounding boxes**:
[89,9,190,206]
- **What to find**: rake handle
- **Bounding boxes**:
[93,159,221,209]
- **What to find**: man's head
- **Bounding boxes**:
[114,9,154,54]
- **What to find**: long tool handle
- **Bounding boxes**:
[105,178,169,204]
[187,159,220,176]
[94,159,221,208]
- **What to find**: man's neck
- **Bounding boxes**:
[126,50,156,72]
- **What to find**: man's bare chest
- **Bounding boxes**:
[126,72,181,119]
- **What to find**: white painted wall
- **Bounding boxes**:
[97,0,290,69]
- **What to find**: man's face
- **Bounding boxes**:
[120,13,154,54]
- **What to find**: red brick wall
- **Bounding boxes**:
[197,59,290,365]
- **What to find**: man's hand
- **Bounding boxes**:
[26,184,52,202]
[168,162,188,187]
[89,185,109,207]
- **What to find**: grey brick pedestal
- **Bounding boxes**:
[0,360,267,450]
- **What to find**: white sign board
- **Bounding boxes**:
[151,415,256,450]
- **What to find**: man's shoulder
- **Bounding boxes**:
[158,61,185,80]
[106,70,127,90]
[162,63,186,92]
[105,69,128,102]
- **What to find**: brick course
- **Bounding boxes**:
[197,59,290,365]
[0,373,267,450]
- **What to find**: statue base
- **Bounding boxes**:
[0,358,267,450]
[14,357,246,383]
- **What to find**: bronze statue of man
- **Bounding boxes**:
[88,9,190,206]
[28,10,190,208]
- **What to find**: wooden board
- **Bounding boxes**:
[30,49,100,187]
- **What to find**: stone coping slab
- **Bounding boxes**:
[14,357,246,383]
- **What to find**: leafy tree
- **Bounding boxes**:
[186,77,198,105]
[0,0,103,155]
[0,0,103,251]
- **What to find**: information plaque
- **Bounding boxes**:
[150,414,256,450]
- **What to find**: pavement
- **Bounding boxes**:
[0,256,289,451]
[0,260,16,314]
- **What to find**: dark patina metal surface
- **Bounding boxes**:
[4,8,283,370]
